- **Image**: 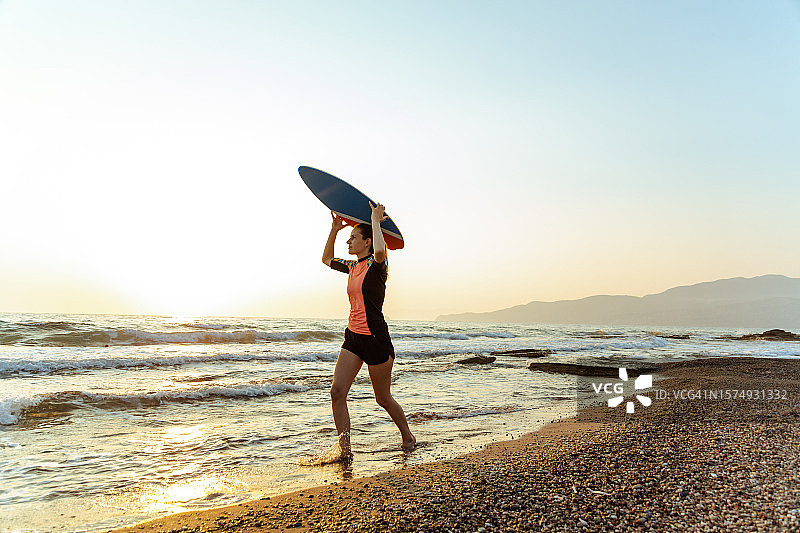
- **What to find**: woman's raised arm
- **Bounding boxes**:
[369,201,388,263]
[322,211,347,266]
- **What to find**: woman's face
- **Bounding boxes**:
[346,229,370,255]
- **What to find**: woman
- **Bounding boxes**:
[321,201,416,456]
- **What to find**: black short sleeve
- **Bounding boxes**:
[330,258,352,274]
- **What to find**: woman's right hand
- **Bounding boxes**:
[331,211,347,232]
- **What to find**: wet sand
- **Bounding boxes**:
[110,357,800,532]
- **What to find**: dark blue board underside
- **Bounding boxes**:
[298,166,404,250]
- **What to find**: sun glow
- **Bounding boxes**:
[138,475,245,514]
[162,425,206,445]
[121,424,249,514]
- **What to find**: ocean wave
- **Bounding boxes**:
[2,328,341,347]
[0,352,278,376]
[0,380,320,425]
[648,331,692,340]
[392,331,515,340]
[394,362,459,374]
[0,349,345,377]
[554,336,671,353]
[12,320,92,331]
[0,437,21,448]
[407,405,523,422]
[0,320,92,344]
[582,330,625,338]
[394,347,489,359]
[179,322,229,330]
[0,396,43,425]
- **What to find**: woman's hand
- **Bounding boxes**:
[323,212,346,266]
[369,201,388,223]
[331,211,347,232]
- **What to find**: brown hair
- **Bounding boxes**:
[353,223,374,254]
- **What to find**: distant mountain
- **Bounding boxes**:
[436,275,800,329]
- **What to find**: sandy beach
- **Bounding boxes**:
[108,357,800,532]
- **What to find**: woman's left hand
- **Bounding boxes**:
[369,201,388,222]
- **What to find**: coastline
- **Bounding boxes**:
[110,357,800,532]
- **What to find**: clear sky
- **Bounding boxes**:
[1,1,799,320]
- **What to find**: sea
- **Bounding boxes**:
[2,313,799,532]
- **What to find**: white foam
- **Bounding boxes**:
[0,352,279,375]
[0,380,321,425]
[407,406,523,421]
[552,336,671,353]
[0,436,21,448]
[392,331,515,340]
[179,323,227,330]
[112,328,264,344]
[393,348,482,359]
[91,381,313,403]
[24,328,342,347]
[0,348,345,376]
[0,396,44,425]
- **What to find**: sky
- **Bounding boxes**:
[1,0,799,320]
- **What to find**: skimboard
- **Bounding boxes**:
[298,166,404,250]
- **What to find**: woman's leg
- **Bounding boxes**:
[368,357,416,450]
[330,348,363,451]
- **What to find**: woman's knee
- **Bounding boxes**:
[330,383,349,402]
[375,394,394,408]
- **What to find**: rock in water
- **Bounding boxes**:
[490,348,552,357]
[735,329,800,341]
[456,355,496,365]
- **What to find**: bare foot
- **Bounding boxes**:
[401,434,416,451]
[338,431,352,459]
[303,431,353,465]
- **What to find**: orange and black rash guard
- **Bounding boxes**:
[330,255,389,336]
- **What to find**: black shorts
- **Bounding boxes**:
[342,328,395,366]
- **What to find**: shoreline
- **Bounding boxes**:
[110,357,800,532]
